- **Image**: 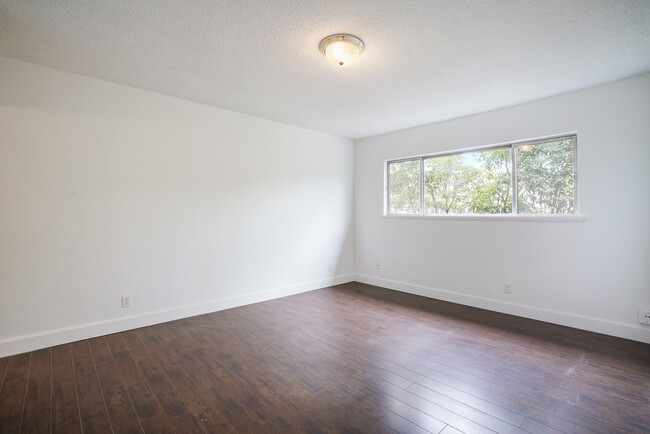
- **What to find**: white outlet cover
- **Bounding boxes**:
[638,308,650,325]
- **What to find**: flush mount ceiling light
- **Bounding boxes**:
[319,34,364,67]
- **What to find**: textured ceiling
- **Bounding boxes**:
[1,0,649,138]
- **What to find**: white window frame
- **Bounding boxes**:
[385,134,579,218]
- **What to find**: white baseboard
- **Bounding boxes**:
[355,274,650,344]
[0,274,354,358]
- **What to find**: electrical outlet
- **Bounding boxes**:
[503,282,512,294]
[122,295,131,308]
[328,264,333,273]
[375,261,381,271]
[638,307,650,325]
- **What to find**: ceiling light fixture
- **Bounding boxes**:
[319,34,364,67]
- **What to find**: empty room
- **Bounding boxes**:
[1,1,649,433]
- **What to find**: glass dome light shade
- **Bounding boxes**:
[325,40,360,66]
[320,34,364,67]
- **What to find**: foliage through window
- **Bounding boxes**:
[517,140,575,214]
[387,136,576,216]
[388,160,421,214]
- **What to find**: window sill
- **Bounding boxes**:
[382,214,587,222]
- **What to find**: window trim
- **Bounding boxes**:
[385,157,422,216]
[385,133,579,217]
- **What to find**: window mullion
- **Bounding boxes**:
[512,145,518,215]
[420,157,425,215]
[573,138,578,215]
[385,162,390,215]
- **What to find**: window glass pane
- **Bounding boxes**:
[389,160,421,214]
[424,148,512,214]
[517,139,575,214]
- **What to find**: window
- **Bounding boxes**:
[387,159,421,214]
[516,139,575,214]
[386,135,577,216]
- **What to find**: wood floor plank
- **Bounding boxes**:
[88,337,143,433]
[253,294,524,426]
[134,327,237,433]
[176,313,325,400]
[355,333,622,433]
[362,372,508,434]
[521,417,564,434]
[20,348,51,433]
[206,291,619,434]
[406,382,525,433]
[250,369,343,433]
[161,322,277,424]
[344,298,616,431]
[173,328,308,431]
[267,286,617,433]
[121,330,206,433]
[250,292,534,432]
[154,323,229,391]
[0,353,31,433]
[369,391,448,433]
[263,416,299,434]
[202,386,268,433]
[440,425,464,434]
[311,388,396,433]
[153,325,270,432]
[1,282,648,433]
[70,340,113,433]
[208,307,386,413]
[51,344,81,434]
[369,405,435,434]
[0,355,9,392]
[104,333,175,434]
[183,309,398,433]
[210,304,442,433]
[182,335,282,424]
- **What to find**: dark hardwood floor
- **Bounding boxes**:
[1,282,649,433]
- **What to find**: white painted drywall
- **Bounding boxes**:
[355,73,650,343]
[0,57,354,357]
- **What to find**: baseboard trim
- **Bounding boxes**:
[0,274,355,358]
[355,274,650,344]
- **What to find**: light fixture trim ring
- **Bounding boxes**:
[319,34,365,55]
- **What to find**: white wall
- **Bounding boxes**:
[355,73,650,343]
[2,57,647,357]
[0,57,355,357]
